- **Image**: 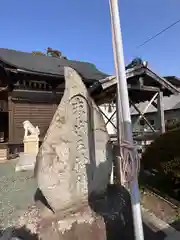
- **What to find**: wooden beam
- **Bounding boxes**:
[126,66,145,78]
[101,78,161,93]
[146,69,179,95]
[133,132,160,141]
[157,91,165,133]
[129,85,160,92]
[130,100,156,132]
[105,110,116,126]
[0,86,8,91]
[132,92,158,127]
[99,108,117,130]
[152,102,158,109]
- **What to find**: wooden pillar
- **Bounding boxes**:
[157,91,165,133]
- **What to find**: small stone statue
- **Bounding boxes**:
[15,121,40,172]
[23,120,40,139]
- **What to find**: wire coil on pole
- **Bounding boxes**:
[119,141,140,185]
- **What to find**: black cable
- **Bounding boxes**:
[137,18,180,49]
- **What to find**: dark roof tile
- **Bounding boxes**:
[0,48,109,81]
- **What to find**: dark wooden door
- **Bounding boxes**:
[8,101,57,144]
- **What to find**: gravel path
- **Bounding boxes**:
[0,159,37,229]
[0,159,171,240]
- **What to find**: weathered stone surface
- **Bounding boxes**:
[38,185,134,240]
[35,67,113,212]
[39,205,106,240]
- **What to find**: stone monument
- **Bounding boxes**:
[33,67,134,240]
[35,67,113,212]
[14,67,135,239]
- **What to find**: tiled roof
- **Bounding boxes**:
[0,48,109,81]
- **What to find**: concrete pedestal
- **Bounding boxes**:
[23,136,39,155]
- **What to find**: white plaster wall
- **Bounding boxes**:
[99,104,117,135]
[99,104,180,135]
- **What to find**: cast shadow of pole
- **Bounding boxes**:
[86,147,135,240]
[86,102,167,240]
[86,100,135,239]
[0,225,39,240]
[87,162,167,240]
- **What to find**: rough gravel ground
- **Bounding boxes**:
[0,159,170,239]
[0,159,37,230]
[141,190,180,224]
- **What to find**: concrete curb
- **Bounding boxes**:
[142,206,180,239]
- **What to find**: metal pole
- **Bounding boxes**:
[109,0,144,239]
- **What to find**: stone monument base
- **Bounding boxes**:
[36,185,134,240]
[39,206,106,240]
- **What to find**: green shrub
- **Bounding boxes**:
[165,119,180,131]
[141,127,180,198]
[142,128,180,169]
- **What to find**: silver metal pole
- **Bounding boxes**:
[109,0,144,239]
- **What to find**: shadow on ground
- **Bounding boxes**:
[143,223,166,240]
[88,184,167,240]
[0,218,167,240]
[170,219,180,231]
[0,225,38,240]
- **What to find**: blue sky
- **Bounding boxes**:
[1,0,180,76]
